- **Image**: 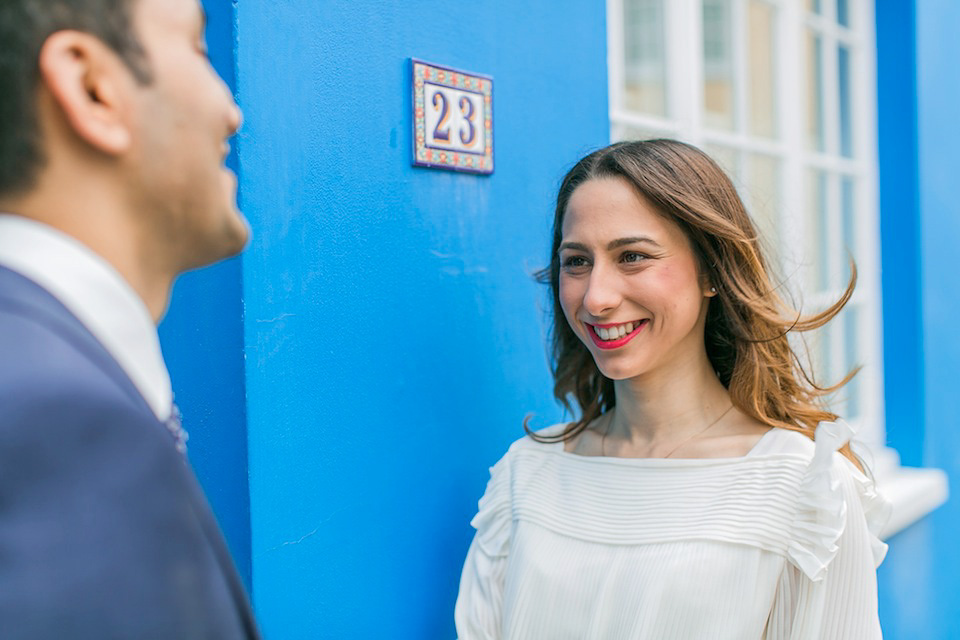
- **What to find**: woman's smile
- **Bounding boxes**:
[585,319,649,349]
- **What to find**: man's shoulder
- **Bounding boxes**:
[0,300,111,391]
[0,266,85,363]
[0,309,156,454]
[0,267,146,401]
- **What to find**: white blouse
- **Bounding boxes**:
[455,420,890,639]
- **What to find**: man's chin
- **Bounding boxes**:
[182,212,250,271]
[227,210,252,253]
[218,215,251,262]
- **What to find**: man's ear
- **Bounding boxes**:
[37,31,135,155]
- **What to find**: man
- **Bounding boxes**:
[0,0,259,637]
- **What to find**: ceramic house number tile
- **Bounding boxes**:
[412,59,493,175]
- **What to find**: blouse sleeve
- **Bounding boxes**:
[768,421,891,640]
[454,454,512,640]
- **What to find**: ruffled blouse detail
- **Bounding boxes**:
[470,455,512,559]
[787,420,890,580]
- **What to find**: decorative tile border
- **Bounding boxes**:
[412,58,493,175]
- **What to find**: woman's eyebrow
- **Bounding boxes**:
[607,236,661,250]
[558,237,661,253]
[558,241,588,253]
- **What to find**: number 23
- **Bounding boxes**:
[432,90,478,146]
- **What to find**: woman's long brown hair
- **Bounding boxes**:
[527,139,861,467]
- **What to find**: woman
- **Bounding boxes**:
[454,140,889,639]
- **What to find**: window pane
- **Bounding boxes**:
[805,169,829,292]
[837,0,850,26]
[623,0,667,115]
[703,0,735,130]
[748,1,777,138]
[805,32,825,151]
[841,176,855,280]
[838,45,853,157]
[745,154,781,250]
[616,125,660,141]
[842,306,861,418]
[811,325,833,394]
[704,144,740,182]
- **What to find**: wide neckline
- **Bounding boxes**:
[545,424,809,466]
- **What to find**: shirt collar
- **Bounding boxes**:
[0,214,172,421]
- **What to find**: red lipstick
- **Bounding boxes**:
[586,319,649,350]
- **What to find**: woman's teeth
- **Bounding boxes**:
[594,321,639,341]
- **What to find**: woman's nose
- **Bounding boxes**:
[582,265,620,317]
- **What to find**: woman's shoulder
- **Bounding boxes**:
[748,426,816,457]
[502,422,571,455]
[478,423,569,482]
[749,422,882,482]
[480,422,570,464]
[469,423,572,554]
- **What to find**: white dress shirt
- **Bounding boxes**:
[0,214,172,421]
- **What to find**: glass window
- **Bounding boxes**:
[838,46,853,157]
[703,0,735,130]
[623,0,667,116]
[843,307,861,417]
[841,176,856,279]
[748,1,777,138]
[806,170,830,292]
[745,153,780,249]
[806,32,825,152]
[703,144,740,180]
[837,0,850,26]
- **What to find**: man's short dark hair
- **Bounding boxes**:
[0,0,151,197]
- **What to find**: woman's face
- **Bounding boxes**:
[558,177,715,381]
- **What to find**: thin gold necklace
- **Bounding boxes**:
[601,403,736,459]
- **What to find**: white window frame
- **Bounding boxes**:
[607,0,946,537]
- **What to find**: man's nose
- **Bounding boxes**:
[227,101,243,134]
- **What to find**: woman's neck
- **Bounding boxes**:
[608,357,731,447]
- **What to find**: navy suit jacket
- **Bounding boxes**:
[0,265,259,639]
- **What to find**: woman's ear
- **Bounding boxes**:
[37,30,134,155]
[700,265,718,297]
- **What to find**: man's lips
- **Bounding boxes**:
[585,319,649,350]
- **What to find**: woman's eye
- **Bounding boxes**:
[622,252,648,264]
[561,255,589,269]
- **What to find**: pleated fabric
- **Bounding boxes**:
[454,420,889,640]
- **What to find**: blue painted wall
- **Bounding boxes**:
[876,0,960,637]
[233,1,608,636]
[158,0,251,590]
[914,0,960,634]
